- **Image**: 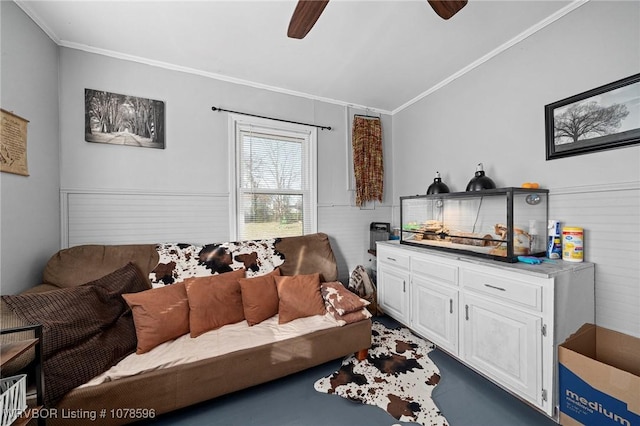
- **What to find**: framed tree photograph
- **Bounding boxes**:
[85,89,165,149]
[545,73,640,160]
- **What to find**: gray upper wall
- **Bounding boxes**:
[57,48,393,206]
[392,1,640,196]
[1,1,60,295]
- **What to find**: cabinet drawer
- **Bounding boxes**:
[461,270,542,311]
[412,257,458,286]
[377,247,410,269]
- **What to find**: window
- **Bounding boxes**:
[230,115,317,241]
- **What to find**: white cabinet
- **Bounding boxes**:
[411,255,459,355]
[412,276,458,354]
[377,246,410,326]
[376,241,594,420]
[461,292,541,405]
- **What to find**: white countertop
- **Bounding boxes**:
[376,240,594,278]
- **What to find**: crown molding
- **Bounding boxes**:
[392,0,590,115]
[14,0,588,117]
[59,40,393,116]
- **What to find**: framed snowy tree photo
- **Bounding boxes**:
[545,73,640,160]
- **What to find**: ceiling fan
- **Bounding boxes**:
[288,0,468,39]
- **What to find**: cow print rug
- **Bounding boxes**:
[314,321,449,425]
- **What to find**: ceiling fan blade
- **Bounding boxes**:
[288,0,330,39]
[427,0,468,20]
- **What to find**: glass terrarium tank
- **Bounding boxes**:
[400,188,549,262]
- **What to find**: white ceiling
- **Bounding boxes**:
[16,0,581,114]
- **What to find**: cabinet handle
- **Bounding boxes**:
[484,283,506,292]
[449,299,453,314]
[403,280,406,292]
[465,304,469,320]
[387,257,396,262]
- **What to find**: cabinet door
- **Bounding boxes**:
[412,275,458,355]
[461,293,542,406]
[378,263,410,326]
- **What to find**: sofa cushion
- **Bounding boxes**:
[239,269,281,326]
[123,282,190,354]
[321,281,370,315]
[274,233,338,282]
[275,273,326,324]
[1,262,149,407]
[184,268,246,337]
[43,244,158,289]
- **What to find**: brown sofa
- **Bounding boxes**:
[1,233,371,425]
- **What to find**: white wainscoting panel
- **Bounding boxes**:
[549,182,640,338]
[62,190,230,248]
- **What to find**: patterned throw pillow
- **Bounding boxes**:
[321,281,370,315]
[324,303,372,326]
[347,265,376,297]
[150,239,285,286]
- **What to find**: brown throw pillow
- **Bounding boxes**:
[184,268,246,337]
[275,273,326,324]
[123,282,190,354]
[321,281,370,315]
[239,268,281,326]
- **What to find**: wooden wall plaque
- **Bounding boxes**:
[0,108,29,176]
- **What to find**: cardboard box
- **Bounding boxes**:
[558,324,640,426]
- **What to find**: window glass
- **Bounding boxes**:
[231,117,316,241]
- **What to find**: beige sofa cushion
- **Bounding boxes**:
[43,244,158,288]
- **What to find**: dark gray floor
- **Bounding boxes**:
[143,316,557,426]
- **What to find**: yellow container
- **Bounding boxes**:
[562,227,584,262]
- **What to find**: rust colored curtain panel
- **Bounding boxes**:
[352,116,383,206]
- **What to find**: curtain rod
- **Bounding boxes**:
[211,106,331,131]
[354,114,380,120]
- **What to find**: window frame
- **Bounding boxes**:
[228,114,317,241]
